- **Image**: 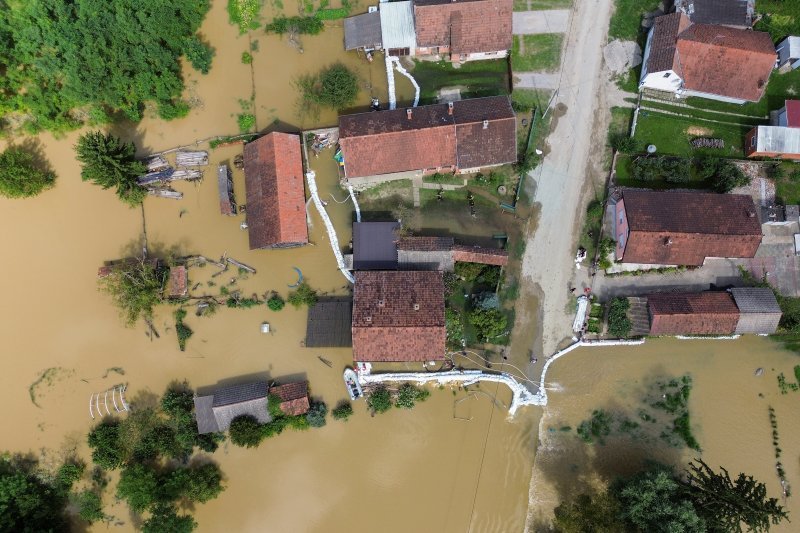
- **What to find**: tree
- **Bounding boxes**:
[88,420,125,470]
[183,36,214,74]
[469,308,508,340]
[142,503,197,533]
[267,294,285,311]
[616,465,705,533]
[696,157,750,193]
[99,259,166,326]
[683,459,788,532]
[316,64,359,109]
[287,282,318,308]
[75,490,105,524]
[367,386,392,414]
[75,131,147,206]
[55,461,84,492]
[116,464,160,513]
[228,415,264,448]
[332,402,353,421]
[0,456,70,531]
[552,489,623,533]
[0,146,56,199]
[306,402,328,428]
[395,383,430,409]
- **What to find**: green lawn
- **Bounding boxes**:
[511,34,563,72]
[511,88,553,112]
[775,162,800,204]
[609,0,661,41]
[411,59,509,104]
[642,101,766,127]
[422,173,464,186]
[633,111,749,157]
[513,0,573,10]
[685,68,800,118]
[609,106,634,138]
[755,0,800,41]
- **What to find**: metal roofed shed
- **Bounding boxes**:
[352,221,400,270]
[730,287,782,334]
[777,36,800,70]
[380,0,416,54]
[344,11,383,51]
[749,126,800,158]
[218,164,236,216]
[305,297,353,347]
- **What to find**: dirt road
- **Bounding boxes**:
[514,0,614,361]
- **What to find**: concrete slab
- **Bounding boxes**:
[513,72,559,89]
[512,10,570,35]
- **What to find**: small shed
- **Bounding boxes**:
[269,381,310,416]
[344,11,383,51]
[218,164,236,216]
[380,0,416,55]
[305,297,353,347]
[397,236,455,271]
[730,287,782,334]
[777,36,800,71]
[166,266,188,298]
[647,291,740,336]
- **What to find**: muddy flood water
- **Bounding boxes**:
[1,1,799,532]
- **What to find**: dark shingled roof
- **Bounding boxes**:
[682,0,752,27]
[352,271,446,362]
[344,11,382,50]
[648,291,740,335]
[212,381,269,408]
[244,132,308,249]
[730,287,781,313]
[646,12,690,74]
[353,222,400,270]
[305,298,353,347]
[339,96,516,178]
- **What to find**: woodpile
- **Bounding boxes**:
[176,151,209,167]
[147,188,183,200]
[690,137,724,149]
[171,169,203,181]
[146,155,170,172]
[137,168,176,185]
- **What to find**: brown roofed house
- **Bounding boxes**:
[352,271,446,362]
[243,132,308,250]
[413,0,513,62]
[269,381,310,416]
[609,189,762,266]
[647,291,740,335]
[639,13,775,104]
[166,266,188,298]
[338,96,516,184]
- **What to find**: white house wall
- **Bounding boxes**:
[680,88,748,105]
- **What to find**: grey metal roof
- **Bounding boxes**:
[353,222,400,270]
[306,297,353,347]
[679,0,752,28]
[212,381,269,407]
[194,395,219,434]
[730,287,781,313]
[380,1,416,51]
[755,126,800,156]
[344,12,383,50]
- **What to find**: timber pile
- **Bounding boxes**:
[146,156,170,172]
[176,151,209,167]
[171,169,203,181]
[225,256,256,274]
[147,188,183,200]
[690,137,724,149]
[137,168,176,185]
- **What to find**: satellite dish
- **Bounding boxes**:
[647,144,657,154]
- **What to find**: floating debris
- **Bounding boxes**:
[147,188,183,200]
[137,167,176,185]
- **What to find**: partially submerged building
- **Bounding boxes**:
[243,132,308,250]
[344,10,383,53]
[746,100,800,160]
[352,270,446,362]
[218,164,236,216]
[194,381,270,434]
[338,96,516,186]
[609,189,763,266]
[639,12,775,103]
[166,266,188,298]
[647,291,740,335]
[730,287,782,334]
[269,381,310,416]
[305,297,353,347]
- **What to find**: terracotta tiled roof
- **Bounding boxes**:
[270,381,310,416]
[339,96,515,178]
[646,12,690,74]
[784,100,800,127]
[413,0,512,55]
[167,266,188,298]
[397,236,454,251]
[620,190,762,265]
[352,271,446,362]
[648,291,739,335]
[676,24,775,102]
[452,245,509,266]
[243,133,308,249]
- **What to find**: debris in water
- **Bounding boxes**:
[755,367,764,376]
[29,367,74,408]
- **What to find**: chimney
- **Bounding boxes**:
[448,102,454,115]
[407,108,413,120]
[482,119,489,129]
[365,316,372,323]
[378,299,385,307]
[664,237,673,246]
[413,303,420,311]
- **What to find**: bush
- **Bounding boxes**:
[265,15,324,35]
[287,282,318,308]
[306,402,328,428]
[298,63,359,111]
[56,462,84,492]
[469,308,508,341]
[395,383,430,409]
[174,309,193,352]
[241,51,253,64]
[367,386,392,414]
[454,262,486,281]
[184,36,214,74]
[607,297,632,338]
[0,146,56,199]
[696,157,750,193]
[237,113,255,133]
[157,100,190,121]
[267,294,285,311]
[597,238,616,270]
[332,402,353,421]
[228,0,262,33]
[75,490,105,523]
[576,409,613,444]
[610,133,637,154]
[228,415,264,448]
[445,307,465,346]
[631,156,691,182]
[88,420,125,470]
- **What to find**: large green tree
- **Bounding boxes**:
[0,0,212,133]
[98,259,166,326]
[552,489,623,533]
[76,131,147,206]
[684,459,788,532]
[142,503,197,533]
[0,456,70,531]
[0,146,55,199]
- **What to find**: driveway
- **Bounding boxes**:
[512,10,570,35]
[513,72,560,90]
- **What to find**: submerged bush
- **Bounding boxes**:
[0,146,56,199]
[332,402,353,421]
[395,383,430,409]
[367,386,392,414]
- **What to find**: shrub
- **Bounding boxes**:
[306,402,328,428]
[395,383,430,409]
[0,146,56,199]
[287,282,318,308]
[184,36,214,74]
[298,63,359,111]
[173,309,193,352]
[75,490,105,523]
[597,238,616,270]
[695,157,750,193]
[631,156,691,182]
[241,51,253,64]
[56,462,84,492]
[315,8,349,20]
[237,113,255,133]
[265,15,324,35]
[227,0,263,33]
[88,420,125,470]
[228,415,264,448]
[469,308,508,341]
[454,261,486,281]
[142,503,197,533]
[332,402,353,421]
[267,294,285,311]
[157,100,190,121]
[367,386,392,414]
[576,409,613,444]
[607,297,632,338]
[445,307,465,346]
[609,132,637,154]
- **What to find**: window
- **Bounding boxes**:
[618,209,624,224]
[751,135,757,148]
[663,72,670,78]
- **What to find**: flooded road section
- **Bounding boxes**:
[529,337,800,532]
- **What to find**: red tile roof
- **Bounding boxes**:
[397,236,454,251]
[648,291,739,335]
[620,190,762,266]
[675,24,775,102]
[646,12,691,73]
[270,381,310,416]
[338,96,516,179]
[167,266,188,298]
[243,133,308,249]
[785,100,800,127]
[413,0,512,55]
[352,271,446,362]
[452,245,509,266]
